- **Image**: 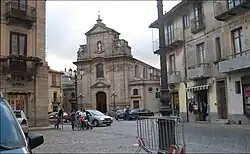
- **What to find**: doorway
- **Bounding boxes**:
[217,80,228,119]
[96,92,107,113]
[195,90,208,121]
[171,92,180,115]
[133,100,139,109]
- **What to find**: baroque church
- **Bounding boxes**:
[73,15,161,113]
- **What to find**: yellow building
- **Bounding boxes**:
[0,0,48,126]
[48,69,64,113]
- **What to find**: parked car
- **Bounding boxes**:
[13,110,29,137]
[0,96,44,153]
[128,108,154,120]
[115,108,131,120]
[86,110,113,127]
[49,112,70,124]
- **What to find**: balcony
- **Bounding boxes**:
[187,63,212,79]
[219,49,250,73]
[190,15,205,34]
[0,55,42,79]
[152,28,184,54]
[52,97,62,104]
[168,71,181,84]
[4,2,36,29]
[51,82,61,88]
[214,0,250,21]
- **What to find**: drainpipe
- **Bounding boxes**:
[182,17,189,122]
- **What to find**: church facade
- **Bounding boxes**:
[73,16,161,113]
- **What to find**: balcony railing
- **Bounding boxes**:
[168,71,181,84]
[190,14,205,34]
[213,0,250,21]
[52,97,62,104]
[51,82,61,88]
[219,49,250,73]
[0,55,42,78]
[4,2,36,29]
[152,28,184,54]
[187,63,212,79]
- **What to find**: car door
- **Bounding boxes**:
[140,109,151,116]
[86,111,93,123]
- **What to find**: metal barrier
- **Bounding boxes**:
[135,116,185,154]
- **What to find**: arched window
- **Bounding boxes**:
[71,92,75,98]
[133,89,138,95]
[96,63,104,78]
[134,65,138,77]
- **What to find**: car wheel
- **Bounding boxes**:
[93,120,99,127]
[106,123,111,126]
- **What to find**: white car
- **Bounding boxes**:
[13,110,29,136]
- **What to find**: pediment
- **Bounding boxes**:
[91,81,110,89]
[85,23,120,36]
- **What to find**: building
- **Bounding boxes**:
[0,0,48,126]
[149,0,250,124]
[48,68,64,113]
[73,15,161,113]
[61,71,76,113]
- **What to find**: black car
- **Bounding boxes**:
[128,108,154,120]
[114,108,131,120]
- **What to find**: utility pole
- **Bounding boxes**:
[156,0,175,152]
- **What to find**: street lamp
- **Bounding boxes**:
[79,92,84,109]
[155,0,174,152]
[68,68,84,110]
[111,91,117,111]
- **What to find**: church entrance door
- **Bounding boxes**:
[96,92,107,113]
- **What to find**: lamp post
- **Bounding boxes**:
[155,0,175,152]
[68,68,84,110]
[111,91,117,111]
[79,92,84,109]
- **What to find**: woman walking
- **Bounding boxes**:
[70,109,76,130]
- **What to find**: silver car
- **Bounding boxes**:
[86,110,113,126]
[13,110,29,136]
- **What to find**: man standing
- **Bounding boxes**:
[55,106,64,129]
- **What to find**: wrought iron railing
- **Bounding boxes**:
[187,63,210,70]
[5,2,36,22]
[219,49,250,61]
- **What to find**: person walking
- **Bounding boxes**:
[70,109,76,130]
[55,106,63,129]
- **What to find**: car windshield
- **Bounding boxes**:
[89,110,104,116]
[14,111,22,118]
[130,109,140,113]
[0,100,26,150]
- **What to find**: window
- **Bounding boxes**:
[71,92,75,98]
[53,92,57,102]
[215,37,222,60]
[232,27,243,55]
[155,91,160,98]
[52,74,56,86]
[143,68,147,78]
[183,14,190,29]
[167,23,174,44]
[228,0,243,9]
[12,0,27,11]
[10,32,27,55]
[235,81,241,94]
[196,43,205,64]
[193,2,203,29]
[134,65,138,77]
[96,63,104,78]
[133,89,138,95]
[169,54,176,73]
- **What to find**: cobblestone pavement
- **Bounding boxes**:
[33,120,250,153]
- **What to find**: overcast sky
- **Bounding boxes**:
[46,1,180,71]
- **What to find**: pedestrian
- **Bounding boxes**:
[55,107,63,129]
[70,109,76,130]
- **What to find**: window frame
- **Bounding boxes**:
[193,2,203,29]
[167,23,174,44]
[183,14,190,29]
[169,54,176,73]
[9,31,27,55]
[96,63,104,78]
[196,42,205,65]
[232,27,243,56]
[133,89,139,95]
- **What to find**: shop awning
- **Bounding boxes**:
[186,84,211,92]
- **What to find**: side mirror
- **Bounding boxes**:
[28,133,44,149]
